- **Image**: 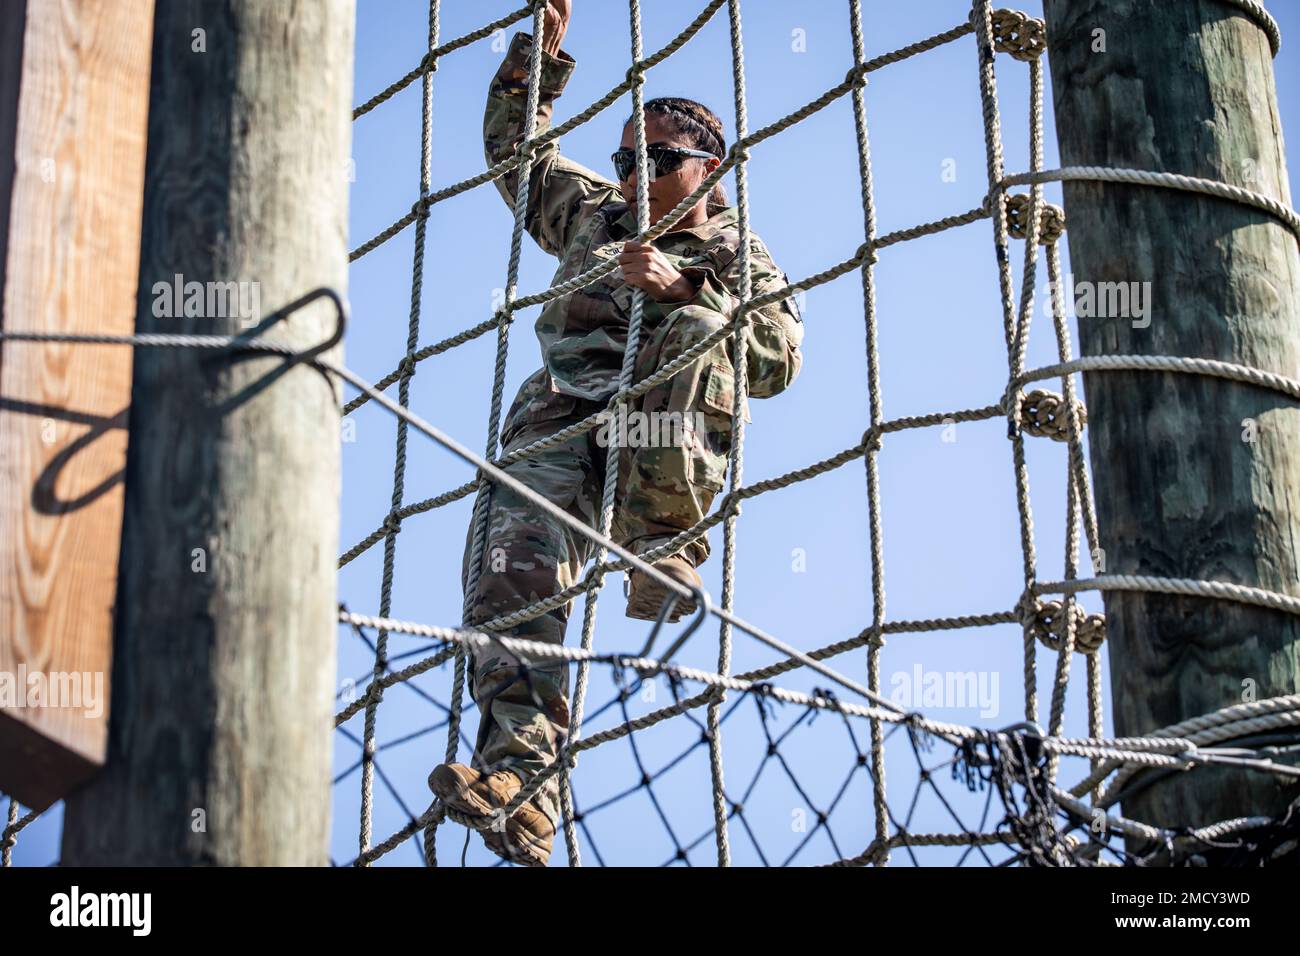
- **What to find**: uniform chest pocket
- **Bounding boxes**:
[584,242,638,318]
[593,240,684,323]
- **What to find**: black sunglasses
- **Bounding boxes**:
[611,144,716,182]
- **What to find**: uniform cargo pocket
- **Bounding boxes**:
[701,362,751,423]
[690,401,732,490]
[688,363,742,491]
[744,316,801,399]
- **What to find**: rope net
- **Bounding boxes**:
[5,0,1299,868]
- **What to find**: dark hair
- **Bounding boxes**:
[626,96,729,210]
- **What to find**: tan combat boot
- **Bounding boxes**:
[427,762,555,867]
[625,552,702,623]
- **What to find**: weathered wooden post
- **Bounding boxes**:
[60,0,355,865]
[1040,0,1300,845]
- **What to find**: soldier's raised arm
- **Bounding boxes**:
[484,1,620,258]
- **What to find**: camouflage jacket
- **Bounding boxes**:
[485,31,804,424]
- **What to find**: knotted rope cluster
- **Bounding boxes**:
[1020,388,1087,441]
[1005,192,1065,244]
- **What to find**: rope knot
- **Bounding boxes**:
[862,426,883,453]
[382,512,402,536]
[856,241,879,267]
[991,9,1047,62]
[410,195,432,220]
[1005,192,1066,244]
[1025,598,1106,654]
[625,61,647,86]
[1020,389,1087,441]
[844,63,869,89]
[513,138,541,163]
[726,142,749,167]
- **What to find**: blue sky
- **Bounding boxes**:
[13,0,1300,867]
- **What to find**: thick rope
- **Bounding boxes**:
[846,0,892,869]
[973,0,1042,727]
[1003,165,1300,245]
[358,0,442,863]
[553,0,656,869]
[426,0,550,868]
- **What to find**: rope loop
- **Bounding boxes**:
[991,8,1047,62]
[1020,389,1087,441]
[1005,192,1066,243]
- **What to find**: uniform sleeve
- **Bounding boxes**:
[676,239,804,399]
[485,31,622,258]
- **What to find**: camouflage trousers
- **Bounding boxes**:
[460,305,761,829]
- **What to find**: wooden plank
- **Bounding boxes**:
[0,0,155,811]
[1041,0,1300,848]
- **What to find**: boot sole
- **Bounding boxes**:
[428,765,497,819]
[626,580,697,623]
[482,821,552,867]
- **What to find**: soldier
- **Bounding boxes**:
[428,0,803,866]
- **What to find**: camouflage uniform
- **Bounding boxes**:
[463,32,803,829]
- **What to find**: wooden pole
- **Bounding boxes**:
[0,0,154,811]
[1040,0,1300,847]
[60,0,354,865]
